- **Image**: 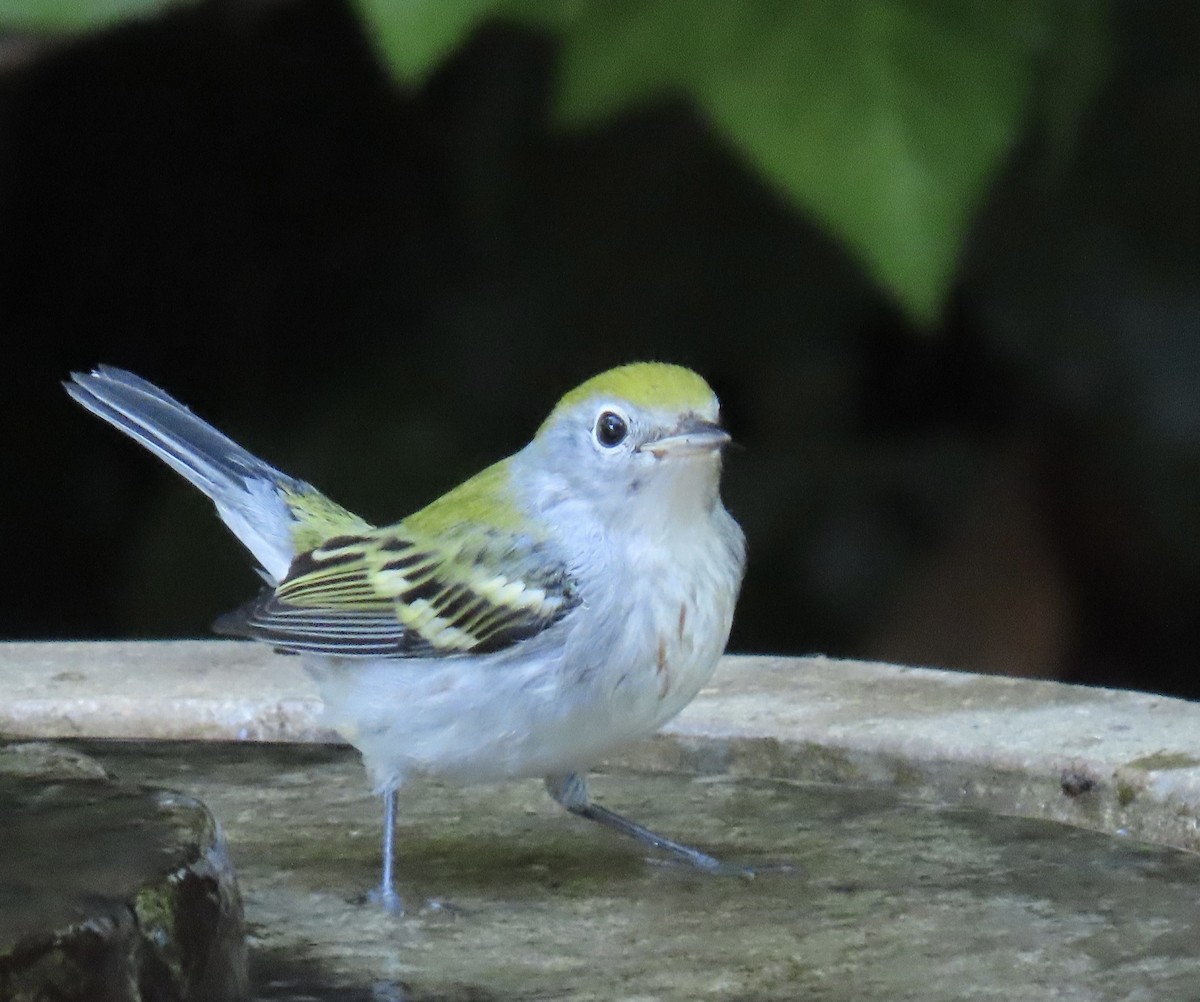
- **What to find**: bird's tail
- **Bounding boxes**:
[66,366,369,583]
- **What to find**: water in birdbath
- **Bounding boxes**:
[66,739,1200,1001]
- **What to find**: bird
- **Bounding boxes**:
[65,362,746,911]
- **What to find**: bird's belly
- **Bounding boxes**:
[301,534,738,792]
[304,612,720,792]
[302,642,659,790]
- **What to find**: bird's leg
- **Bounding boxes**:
[371,788,404,913]
[544,772,735,874]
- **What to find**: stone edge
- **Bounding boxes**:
[2,641,1198,854]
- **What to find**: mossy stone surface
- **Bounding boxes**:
[0,743,248,1002]
[69,740,1200,1002]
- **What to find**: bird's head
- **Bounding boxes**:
[521,363,732,532]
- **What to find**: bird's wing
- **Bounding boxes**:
[215,523,579,658]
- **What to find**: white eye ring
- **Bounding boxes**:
[594,409,629,448]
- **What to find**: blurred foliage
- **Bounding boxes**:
[352,0,495,80]
[3,0,1111,321]
[353,0,1111,322]
[0,0,179,29]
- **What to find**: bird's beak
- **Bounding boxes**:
[640,416,731,458]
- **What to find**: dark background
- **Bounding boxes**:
[2,0,1198,697]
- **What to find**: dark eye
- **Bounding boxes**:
[595,410,628,448]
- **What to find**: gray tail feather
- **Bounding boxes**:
[65,366,280,502]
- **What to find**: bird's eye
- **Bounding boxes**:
[595,410,628,448]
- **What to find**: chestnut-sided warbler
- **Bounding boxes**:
[66,363,746,910]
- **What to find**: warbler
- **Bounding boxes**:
[66,363,746,910]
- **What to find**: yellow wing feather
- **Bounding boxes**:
[218,466,577,658]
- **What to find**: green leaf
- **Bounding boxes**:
[346,0,1108,322]
[0,0,181,30]
[351,0,499,82]
[515,0,1107,325]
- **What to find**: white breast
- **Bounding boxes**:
[570,503,745,736]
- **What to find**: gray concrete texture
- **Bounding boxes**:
[3,641,1199,852]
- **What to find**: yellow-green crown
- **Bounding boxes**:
[541,363,715,432]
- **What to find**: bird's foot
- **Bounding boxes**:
[357,884,405,915]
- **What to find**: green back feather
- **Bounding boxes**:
[404,459,522,536]
[279,485,374,552]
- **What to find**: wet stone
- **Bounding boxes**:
[61,740,1200,1002]
[0,743,248,1002]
